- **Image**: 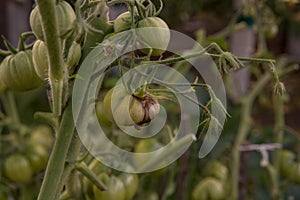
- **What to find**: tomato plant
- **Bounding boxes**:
[0,0,299,200]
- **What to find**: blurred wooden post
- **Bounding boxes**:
[229,0,255,103]
[287,30,300,57]
[5,0,31,47]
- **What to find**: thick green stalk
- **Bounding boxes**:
[37,103,75,200]
[56,131,83,199]
[35,0,66,116]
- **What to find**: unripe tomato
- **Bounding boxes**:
[114,11,133,33]
[0,50,43,91]
[24,144,48,173]
[93,173,126,200]
[205,161,228,183]
[291,163,300,184]
[279,150,295,178]
[134,138,166,176]
[30,1,76,40]
[114,95,145,126]
[119,173,139,200]
[192,177,224,200]
[32,40,49,79]
[137,17,170,56]
[4,154,33,183]
[29,125,54,151]
[66,41,82,73]
[103,89,114,122]
[96,101,113,126]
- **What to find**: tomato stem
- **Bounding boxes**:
[56,130,83,199]
[17,33,27,51]
[230,65,298,199]
[142,43,275,66]
[0,49,11,56]
[75,162,108,191]
[1,35,18,55]
[154,0,163,17]
[37,103,75,200]
[134,0,145,19]
[2,91,20,124]
[35,0,67,116]
[33,112,59,131]
[270,93,285,199]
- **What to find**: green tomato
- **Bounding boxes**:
[96,101,113,126]
[29,125,54,151]
[119,173,139,200]
[114,11,133,33]
[114,95,145,126]
[137,17,170,56]
[192,177,224,200]
[279,150,295,178]
[66,41,82,74]
[103,89,114,122]
[24,144,48,173]
[93,173,126,200]
[205,161,228,183]
[0,50,42,91]
[134,138,166,176]
[4,154,33,183]
[30,1,76,40]
[32,40,49,79]
[291,163,300,184]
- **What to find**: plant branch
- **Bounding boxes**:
[270,94,285,200]
[142,43,275,66]
[37,103,75,200]
[230,65,298,199]
[2,91,20,123]
[56,131,83,199]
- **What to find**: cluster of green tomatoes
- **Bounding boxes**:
[0,0,173,199]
